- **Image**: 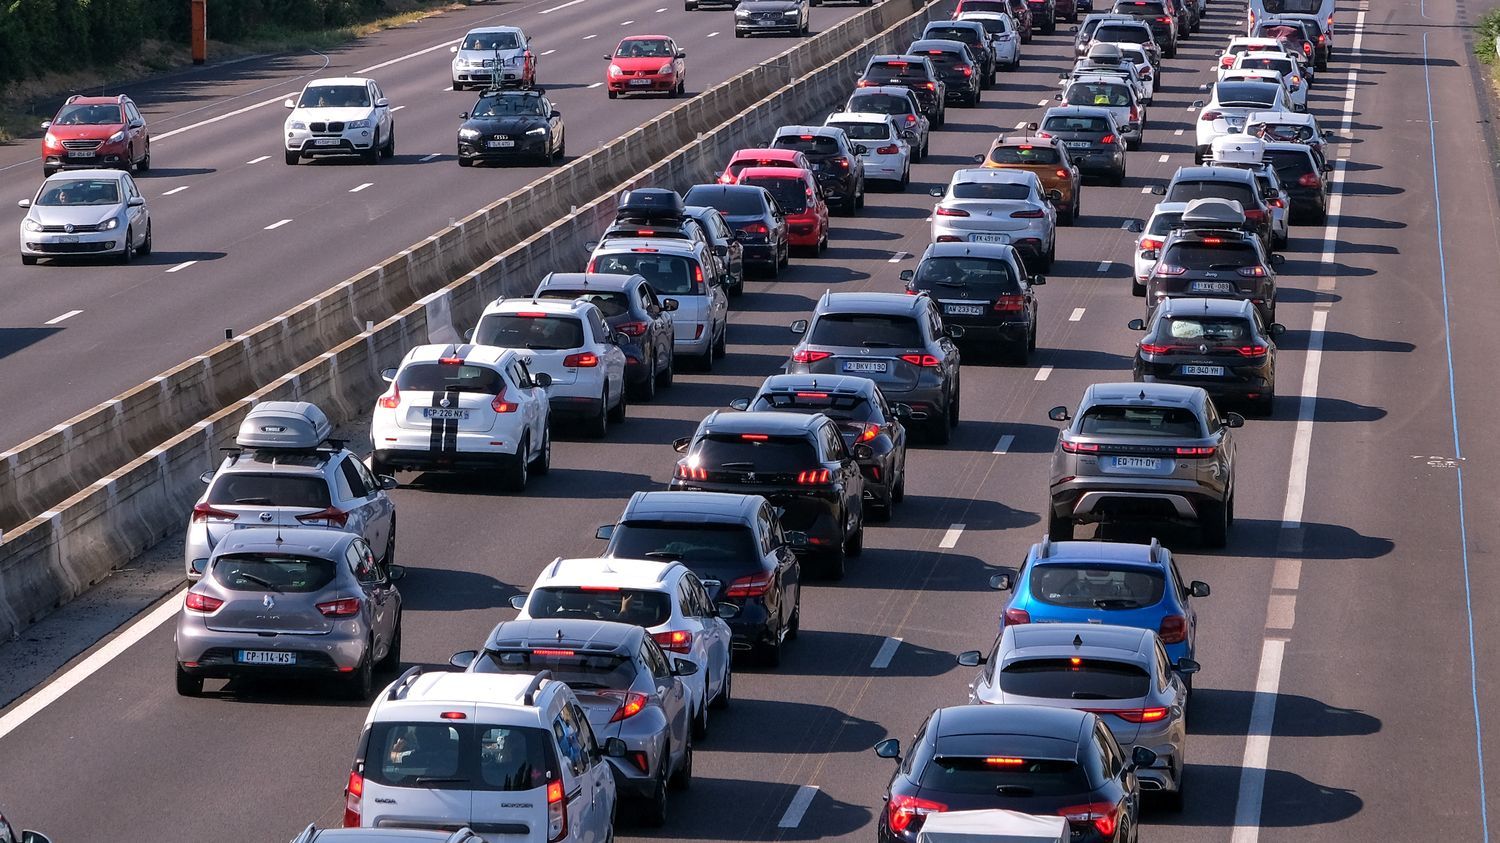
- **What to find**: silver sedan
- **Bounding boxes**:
[18,169,151,265]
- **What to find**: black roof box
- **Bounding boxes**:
[616,188,686,221]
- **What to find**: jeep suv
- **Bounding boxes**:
[40,94,150,176]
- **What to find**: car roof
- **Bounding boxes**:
[593,237,705,256]
[401,343,518,368]
[817,291,927,315]
[623,490,763,521]
[777,124,841,136]
[65,95,129,105]
[464,25,524,34]
[952,167,1036,184]
[619,33,672,40]
[739,166,812,181]
[731,147,802,160]
[827,112,894,124]
[1148,201,1191,216]
[1262,140,1316,156]
[1034,538,1169,566]
[214,526,352,556]
[757,373,879,395]
[1068,74,1132,87]
[1007,623,1154,658]
[482,297,594,317]
[909,38,971,51]
[991,134,1059,147]
[921,241,1021,261]
[1081,381,1207,408]
[45,169,128,181]
[699,409,824,434]
[927,19,987,28]
[538,271,646,292]
[1044,105,1116,119]
[934,704,1089,739]
[307,76,375,87]
[303,829,468,842]
[534,556,682,589]
[1170,165,1258,184]
[1245,109,1315,125]
[850,85,920,98]
[1157,296,1258,318]
[486,618,644,650]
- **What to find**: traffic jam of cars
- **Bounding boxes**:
[6,0,1355,837]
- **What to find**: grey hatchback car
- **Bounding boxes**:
[787,291,963,444]
[452,618,695,827]
[1047,383,1241,546]
[175,527,405,699]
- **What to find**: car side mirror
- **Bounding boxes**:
[1149,185,1167,195]
[605,737,629,758]
[790,319,809,334]
[127,197,145,207]
[989,572,1013,590]
[1190,580,1211,597]
[463,328,475,341]
[614,331,632,346]
[893,403,914,420]
[551,109,562,118]
[672,657,699,677]
[21,832,53,843]
[874,738,902,760]
[944,324,965,339]
[957,650,987,667]
[717,602,741,619]
[450,45,460,53]
[853,443,875,460]
[379,475,399,491]
[662,298,680,312]
[729,397,751,411]
[584,240,599,252]
[198,469,216,486]
[713,244,728,257]
[595,524,615,540]
[17,199,31,209]
[375,97,390,108]
[928,186,946,198]
[1190,99,1204,108]
[40,120,52,130]
[1125,219,1145,233]
[1175,657,1202,675]
[1224,412,1246,428]
[283,98,296,108]
[459,110,470,118]
[380,367,398,382]
[386,564,406,582]
[1127,318,1147,331]
[1322,129,1334,139]
[1054,93,1064,101]
[1141,249,1160,261]
[785,530,810,547]
[1057,72,1069,80]
[1130,746,1158,770]
[677,50,687,58]
[1262,188,1278,200]
[1069,25,1078,32]
[672,436,692,453]
[901,129,917,140]
[1047,189,1063,202]
[532,372,553,388]
[1048,405,1071,422]
[899,269,915,281]
[1270,253,1286,265]
[449,649,479,669]
[1268,323,1286,337]
[1031,274,1046,285]
[509,594,528,610]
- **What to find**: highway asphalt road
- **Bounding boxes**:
[0,0,868,450]
[3,0,1498,839]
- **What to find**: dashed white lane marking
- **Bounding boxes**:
[1034,365,1053,382]
[583,33,599,39]
[924,215,932,222]
[390,105,406,112]
[1096,260,1112,272]
[1266,593,1297,630]
[540,0,586,13]
[1157,153,1169,163]
[541,49,558,56]
[657,6,668,10]
[778,785,819,827]
[1014,121,1028,129]
[420,153,442,162]
[45,309,82,325]
[871,636,903,668]
[707,30,721,37]
[1272,558,1302,590]
[440,85,454,91]
[1069,307,1085,322]
[264,219,293,230]
[621,18,635,24]
[587,82,604,88]
[1174,128,1184,136]
[349,182,374,193]
[1037,99,1049,105]
[992,434,1015,454]
[1140,186,1152,194]
[1185,103,1197,111]
[1280,308,1327,529]
[166,260,197,273]
[888,250,907,263]
[246,155,269,164]
[162,185,189,196]
[938,523,965,548]
[1230,638,1287,843]
[358,37,463,73]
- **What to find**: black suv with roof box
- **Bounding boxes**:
[1139,198,1282,325]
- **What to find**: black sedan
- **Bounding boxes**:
[456,89,565,166]
[874,705,1152,843]
[902,242,1044,364]
[1129,295,1281,415]
[684,183,790,276]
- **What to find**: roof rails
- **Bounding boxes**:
[654,561,679,582]
[291,824,317,843]
[387,666,424,700]
[1038,535,1054,558]
[523,669,553,706]
[1148,537,1163,564]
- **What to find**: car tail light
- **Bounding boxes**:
[1302,42,1312,55]
[1268,197,1285,208]
[1156,15,1171,21]
[854,423,881,443]
[1002,607,1031,626]
[960,64,974,76]
[935,206,969,216]
[876,144,900,154]
[1100,133,1116,145]
[627,751,650,772]
[726,572,774,597]
[1243,208,1267,223]
[741,221,769,236]
[1318,33,1327,43]
[617,320,649,337]
[1153,263,1187,275]
[797,468,832,484]
[888,794,947,834]
[675,463,709,481]
[900,353,941,367]
[1140,236,1164,250]
[343,770,364,827]
[1011,208,1045,218]
[1200,109,1222,121]
[563,352,599,368]
[1060,802,1119,837]
[1234,344,1268,356]
[492,390,518,413]
[1055,168,1069,179]
[1088,707,1170,723]
[603,690,649,722]
[191,503,238,524]
[906,114,918,124]
[652,629,694,653]
[1037,131,1051,139]
[1140,342,1173,354]
[857,79,873,87]
[1175,445,1217,457]
[586,258,596,271]
[297,507,350,528]
[925,82,937,91]
[1129,105,1139,122]
[317,597,362,618]
[184,591,224,613]
[1159,614,1187,643]
[1060,440,1100,454]
[835,156,850,170]
[1237,265,1268,277]
[377,383,400,409]
[994,295,1025,312]
[719,171,736,184]
[792,349,832,363]
[1298,172,1322,188]
[546,778,568,842]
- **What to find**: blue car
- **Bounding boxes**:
[992,537,1209,685]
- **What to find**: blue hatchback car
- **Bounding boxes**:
[992,538,1210,684]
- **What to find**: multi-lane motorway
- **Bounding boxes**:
[3,0,1500,839]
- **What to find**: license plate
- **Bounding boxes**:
[1112,456,1160,470]
[59,235,79,244]
[423,408,470,420]
[237,650,296,665]
[1066,141,1091,148]
[1181,365,1226,376]
[1191,281,1235,293]
[486,140,515,147]
[757,18,777,24]
[68,150,96,158]
[842,360,889,373]
[945,304,985,316]
[630,78,652,86]
[1226,120,1244,130]
[969,233,1010,244]
[313,138,340,146]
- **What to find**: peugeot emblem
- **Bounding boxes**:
[440,397,451,408]
[262,594,276,609]
[744,472,757,482]
[259,512,273,523]
[1198,343,1210,354]
[64,224,75,234]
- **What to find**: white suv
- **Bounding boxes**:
[284,76,395,165]
[472,299,628,438]
[511,557,734,739]
[370,344,552,491]
[344,668,620,841]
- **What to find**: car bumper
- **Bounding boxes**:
[609,75,677,92]
[951,320,1031,346]
[1136,370,1273,400]
[1051,476,1224,523]
[454,70,528,86]
[548,394,606,419]
[672,325,713,355]
[724,602,779,652]
[176,620,367,673]
[43,148,130,169]
[458,137,548,161]
[1071,149,1126,174]
[606,752,666,799]
[786,220,822,246]
[741,241,777,265]
[735,20,801,33]
[20,229,124,256]
[288,135,376,156]
[862,153,907,180]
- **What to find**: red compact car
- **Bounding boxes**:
[606,35,687,98]
[40,94,150,177]
[718,148,815,184]
[737,166,828,253]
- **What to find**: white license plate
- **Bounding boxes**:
[969,233,1010,244]
[1112,456,1160,470]
[945,304,986,316]
[68,150,96,158]
[1191,281,1235,293]
[1065,141,1091,148]
[630,78,653,86]
[423,408,471,420]
[842,360,889,373]
[238,650,296,665]
[1181,365,1226,376]
[486,140,515,148]
[58,235,79,244]
[313,138,340,146]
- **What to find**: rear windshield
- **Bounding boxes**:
[1216,82,1279,106]
[684,185,764,215]
[1265,148,1316,182]
[1094,24,1151,42]
[1077,405,1204,437]
[741,176,808,214]
[913,256,1020,295]
[988,145,1060,165]
[526,587,673,628]
[1162,242,1259,268]
[922,50,966,68]
[1158,315,1255,342]
[1264,0,1322,12]
[1065,82,1131,107]
[475,314,586,350]
[1237,56,1296,73]
[1029,564,1166,608]
[727,157,800,179]
[1113,0,1166,13]
[924,25,983,44]
[999,658,1152,700]
[691,434,819,472]
[1166,180,1255,204]
[754,391,878,422]
[396,362,505,394]
[592,252,702,295]
[953,181,1032,200]
[1258,24,1309,42]
[809,313,924,348]
[1043,115,1110,133]
[828,121,890,141]
[957,0,1011,12]
[921,749,1090,797]
[536,289,632,319]
[1253,122,1317,142]
[208,473,331,508]
[773,134,840,155]
[968,16,1012,34]
[1117,46,1148,63]
[609,522,762,579]
[475,647,639,688]
[364,722,552,792]
[1146,211,1183,236]
[211,553,337,593]
[864,61,931,80]
[846,92,915,115]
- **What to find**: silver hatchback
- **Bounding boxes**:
[174,527,404,699]
[18,169,151,265]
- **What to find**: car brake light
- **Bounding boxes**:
[741,433,770,441]
[1268,197,1285,208]
[1002,607,1031,626]
[191,503,238,523]
[563,352,599,368]
[184,591,224,612]
[317,597,362,617]
[1234,344,1268,356]
[994,294,1025,312]
[1139,236,1164,250]
[617,320,649,337]
[1237,265,1268,277]
[532,648,576,656]
[1055,168,1069,178]
[1153,263,1187,275]
[652,629,694,653]
[960,64,974,76]
[792,349,832,363]
[1010,208,1045,218]
[888,794,947,834]
[377,383,401,409]
[297,506,350,528]
[1100,133,1116,144]
[719,171,735,184]
[906,114,918,124]
[855,423,881,443]
[935,206,969,216]
[586,258,597,272]
[1175,445,1217,457]
[900,353,941,367]
[1129,105,1139,121]
[925,82,937,91]
[492,390,518,413]
[1060,440,1100,453]
[675,463,709,481]
[876,144,900,154]
[1243,208,1267,222]
[797,468,832,484]
[1060,802,1119,837]
[1140,342,1173,354]
[1303,42,1312,54]
[726,572,774,597]
[604,690,649,722]
[546,778,568,842]
[1087,707,1170,723]
[1156,15,1171,21]
[742,221,769,236]
[438,356,465,365]
[1159,614,1187,643]
[857,79,872,87]
[1201,237,1224,245]
[343,770,364,828]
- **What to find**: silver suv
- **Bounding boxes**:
[186,402,397,579]
[1046,383,1241,546]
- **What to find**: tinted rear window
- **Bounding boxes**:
[1077,405,1203,437]
[1043,115,1110,133]
[925,25,983,43]
[475,314,585,350]
[1158,315,1255,342]
[685,185,764,215]
[865,61,931,80]
[475,647,639,688]
[592,252,702,295]
[809,313,924,347]
[397,362,505,394]
[207,473,331,508]
[969,16,1012,34]
[1162,242,1259,269]
[921,750,1090,797]
[1237,56,1296,73]
[1253,122,1317,142]
[923,51,966,67]
[1094,24,1151,42]
[847,93,915,115]
[1029,564,1167,609]
[828,121,890,141]
[691,434,819,472]
[536,289,632,319]
[211,553,337,593]
[958,0,1010,10]
[754,391,877,422]
[609,522,763,579]
[1258,23,1308,41]
[1264,0,1322,12]
[741,176,808,213]
[999,658,1152,700]
[989,145,1060,165]
[365,722,552,792]
[1166,180,1255,204]
[773,134,840,155]
[1265,149,1316,183]
[1215,82,1279,106]
[1146,211,1183,236]
[1113,0,1166,13]
[727,158,799,178]
[1065,82,1131,107]
[913,256,1020,295]
[527,587,673,628]
[953,181,1032,200]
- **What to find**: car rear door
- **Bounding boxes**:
[337,456,387,553]
[687,574,730,699]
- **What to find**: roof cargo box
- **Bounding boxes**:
[236,401,334,449]
[615,188,686,221]
[1209,134,1265,164]
[917,809,1069,843]
[1181,197,1247,228]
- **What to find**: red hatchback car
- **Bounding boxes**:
[41,94,150,177]
[606,35,687,98]
[738,166,828,253]
[718,147,816,184]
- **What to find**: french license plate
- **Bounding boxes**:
[313,137,340,146]
[237,650,296,665]
[945,304,985,316]
[1226,120,1244,130]
[1065,141,1091,148]
[423,407,470,420]
[969,233,1010,244]
[59,235,79,244]
[1181,365,1226,376]
[486,139,515,148]
[630,78,652,86]
[842,360,889,373]
[1191,281,1235,293]
[757,18,777,24]
[1112,456,1160,470]
[69,150,96,158]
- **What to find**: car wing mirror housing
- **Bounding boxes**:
[874,738,902,759]
[1048,405,1071,422]
[449,650,479,669]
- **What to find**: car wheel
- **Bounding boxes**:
[658,347,676,388]
[1028,319,1038,352]
[1047,509,1075,540]
[377,614,403,672]
[845,522,864,557]
[1200,496,1230,548]
[608,385,628,423]
[458,155,473,167]
[760,628,784,666]
[138,222,153,256]
[711,662,731,709]
[1132,277,1147,297]
[589,390,610,438]
[1043,239,1056,271]
[929,411,952,445]
[1160,773,1186,812]
[870,493,893,522]
[823,540,846,581]
[1072,191,1082,223]
[502,436,529,492]
[857,184,866,209]
[383,516,397,566]
[532,425,551,475]
[691,696,709,739]
[671,736,693,789]
[608,89,619,99]
[699,344,714,372]
[713,324,728,358]
[344,652,374,700]
[779,241,790,268]
[640,763,670,827]
[843,192,857,215]
[382,126,395,159]
[735,28,745,37]
[892,468,905,503]
[175,664,203,697]
[120,227,135,264]
[899,165,910,190]
[1059,202,1074,227]
[139,143,152,172]
[42,165,56,177]
[949,384,961,428]
[1255,393,1275,417]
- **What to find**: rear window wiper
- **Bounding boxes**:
[1092,598,1142,608]
[935,279,968,287]
[232,497,274,505]
[645,551,684,561]
[414,777,470,785]
[238,573,282,592]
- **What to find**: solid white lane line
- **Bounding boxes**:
[1230,638,1287,843]
[778,785,819,827]
[540,0,586,12]
[1157,153,1169,163]
[350,182,374,193]
[162,185,189,196]
[1096,260,1111,272]
[938,523,965,549]
[587,82,604,88]
[541,49,558,56]
[992,434,1015,454]
[166,261,197,273]
[153,92,299,142]
[0,593,182,742]
[871,636,903,668]
[264,219,293,230]
[888,251,907,263]
[390,105,406,112]
[1280,308,1327,529]
[45,309,82,325]
[583,33,598,39]
[358,37,462,73]
[1069,307,1085,322]
[1034,365,1053,382]
[420,153,442,162]
[246,155,270,164]
[707,30,720,36]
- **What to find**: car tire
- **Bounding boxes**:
[377,615,403,673]
[671,737,693,790]
[691,698,709,740]
[929,412,952,445]
[713,324,728,358]
[699,345,714,372]
[1132,277,1147,297]
[871,494,893,522]
[382,127,395,159]
[949,386,961,428]
[1254,393,1275,417]
[532,425,551,475]
[608,385,628,423]
[659,347,676,388]
[138,222,153,256]
[588,389,611,438]
[735,29,745,37]
[458,155,473,167]
[383,516,397,566]
[43,166,56,178]
[608,89,619,99]
[120,227,135,264]
[1200,497,1230,548]
[370,454,392,477]
[175,664,203,697]
[640,764,670,827]
[345,652,374,701]
[1059,202,1074,227]
[760,629,784,666]
[823,541,846,581]
[685,0,695,8]
[857,184,866,209]
[711,663,732,709]
[843,192,858,215]
[893,469,905,503]
[1047,510,1075,540]
[1161,770,1186,812]
[899,165,910,190]
[1043,239,1056,271]
[845,521,864,557]
[502,436,529,492]
[787,599,801,639]
[139,143,152,172]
